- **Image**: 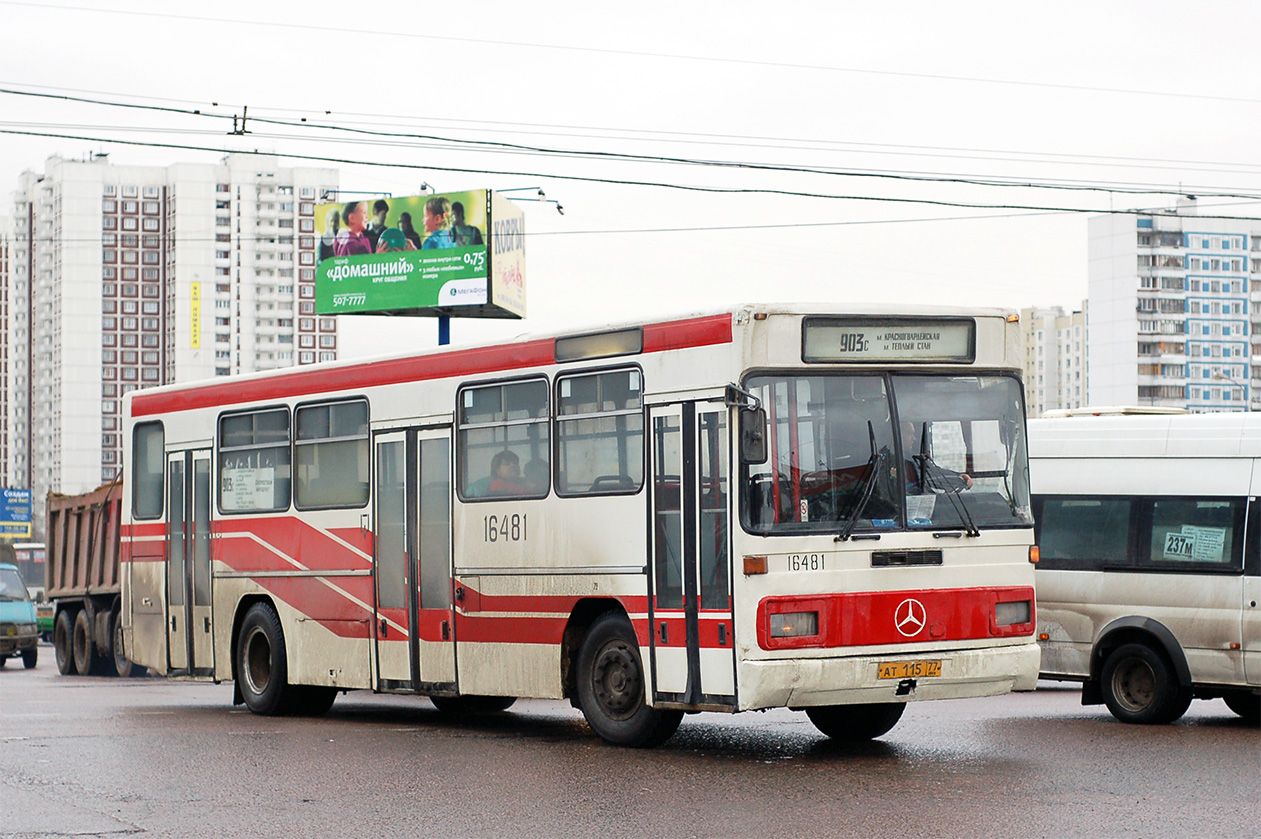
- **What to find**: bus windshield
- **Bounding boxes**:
[741,373,1032,534]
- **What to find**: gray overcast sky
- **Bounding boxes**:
[4,0,1261,357]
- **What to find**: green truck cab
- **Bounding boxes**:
[0,563,39,669]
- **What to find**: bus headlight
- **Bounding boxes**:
[769,612,819,638]
[995,601,1031,627]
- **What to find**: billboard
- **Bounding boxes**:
[315,189,525,320]
[1,488,32,539]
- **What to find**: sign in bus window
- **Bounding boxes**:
[1149,498,1241,567]
[217,408,292,513]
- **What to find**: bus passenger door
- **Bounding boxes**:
[1245,497,1261,685]
[373,428,457,693]
[649,402,736,707]
[165,449,213,677]
[373,432,413,690]
[415,428,456,689]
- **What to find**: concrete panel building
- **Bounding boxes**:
[2,154,339,534]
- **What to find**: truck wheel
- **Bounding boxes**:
[236,602,298,716]
[22,647,38,669]
[1101,642,1191,724]
[72,609,97,676]
[0,656,7,668]
[54,611,78,675]
[576,613,683,748]
[805,703,906,741]
[111,610,134,678]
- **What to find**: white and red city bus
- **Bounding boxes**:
[121,304,1038,746]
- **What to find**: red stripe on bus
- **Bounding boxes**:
[213,517,374,572]
[131,313,734,417]
[757,586,1036,650]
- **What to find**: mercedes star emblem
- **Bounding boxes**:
[894,598,927,637]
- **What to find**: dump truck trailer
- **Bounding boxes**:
[46,480,136,676]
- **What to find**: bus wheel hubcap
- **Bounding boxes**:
[593,641,640,719]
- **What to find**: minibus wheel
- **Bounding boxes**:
[576,613,682,748]
[805,702,905,741]
[1100,643,1191,724]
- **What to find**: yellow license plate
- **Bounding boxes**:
[877,660,942,679]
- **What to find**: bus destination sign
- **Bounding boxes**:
[803,317,976,363]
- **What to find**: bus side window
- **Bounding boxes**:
[218,408,292,513]
[555,368,643,496]
[457,378,550,501]
[294,399,369,509]
[133,421,164,519]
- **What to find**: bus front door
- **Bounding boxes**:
[649,402,736,708]
[373,428,456,693]
[165,449,213,677]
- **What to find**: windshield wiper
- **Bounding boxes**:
[836,423,887,542]
[915,452,980,537]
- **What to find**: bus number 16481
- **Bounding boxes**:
[484,514,527,543]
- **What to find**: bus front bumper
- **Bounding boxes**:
[737,641,1041,711]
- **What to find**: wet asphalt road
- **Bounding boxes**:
[0,649,1256,839]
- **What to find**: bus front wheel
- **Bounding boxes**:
[236,603,297,716]
[805,702,905,741]
[576,613,682,748]
[1101,643,1191,724]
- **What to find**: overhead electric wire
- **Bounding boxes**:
[7,88,1261,203]
[4,1,1259,107]
[5,127,1261,222]
[8,82,1261,192]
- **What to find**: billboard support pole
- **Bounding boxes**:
[438,315,451,346]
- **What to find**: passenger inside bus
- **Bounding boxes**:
[487,450,530,496]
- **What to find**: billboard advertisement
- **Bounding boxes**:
[1,488,32,539]
[315,189,525,319]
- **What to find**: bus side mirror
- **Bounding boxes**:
[739,408,768,465]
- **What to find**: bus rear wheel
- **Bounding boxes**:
[576,613,682,748]
[1101,643,1191,724]
[236,603,297,716]
[1222,690,1260,724]
[805,703,905,741]
[54,610,77,675]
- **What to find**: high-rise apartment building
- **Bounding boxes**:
[2,153,339,533]
[0,215,9,490]
[1020,304,1087,418]
[1087,199,1258,413]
